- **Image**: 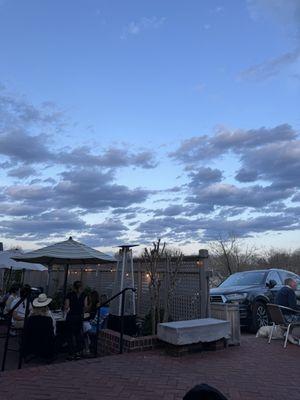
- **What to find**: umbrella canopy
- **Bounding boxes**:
[12,237,116,306]
[0,250,47,271]
[12,237,115,265]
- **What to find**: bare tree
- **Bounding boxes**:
[141,240,183,332]
[163,249,183,322]
[210,234,257,276]
[141,239,165,335]
[263,248,300,274]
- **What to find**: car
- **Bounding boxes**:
[210,268,300,332]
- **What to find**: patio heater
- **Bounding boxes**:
[108,244,138,335]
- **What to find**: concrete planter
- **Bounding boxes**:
[210,303,241,346]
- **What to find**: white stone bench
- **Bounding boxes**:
[157,318,230,346]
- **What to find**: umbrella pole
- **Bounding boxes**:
[0,269,4,292]
[21,268,25,286]
[6,267,12,292]
[62,264,69,310]
[46,265,52,295]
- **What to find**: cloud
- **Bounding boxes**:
[5,184,52,201]
[236,140,300,188]
[247,0,300,32]
[0,210,86,240]
[7,165,37,179]
[234,168,258,182]
[89,219,128,235]
[137,216,202,242]
[136,213,299,243]
[194,83,206,93]
[187,183,294,209]
[121,16,166,39]
[170,124,297,164]
[53,169,151,211]
[0,203,46,217]
[153,204,191,217]
[0,130,157,171]
[57,146,157,169]
[188,167,223,187]
[0,88,65,130]
[1,84,300,246]
[238,48,300,81]
[0,86,157,172]
[0,129,53,164]
[243,1,300,81]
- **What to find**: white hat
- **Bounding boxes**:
[32,293,52,308]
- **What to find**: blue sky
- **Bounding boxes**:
[0,0,300,253]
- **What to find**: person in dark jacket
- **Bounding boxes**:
[64,280,88,360]
[275,278,300,322]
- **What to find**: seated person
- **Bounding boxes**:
[86,290,100,320]
[85,294,110,354]
[3,284,19,315]
[23,293,55,360]
[89,294,109,333]
[275,278,300,322]
[11,285,32,329]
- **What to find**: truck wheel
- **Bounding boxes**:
[251,301,269,333]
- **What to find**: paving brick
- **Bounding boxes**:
[0,335,300,400]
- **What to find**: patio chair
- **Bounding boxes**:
[266,303,300,348]
[22,315,55,362]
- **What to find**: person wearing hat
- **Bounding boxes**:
[23,293,56,361]
[31,293,56,334]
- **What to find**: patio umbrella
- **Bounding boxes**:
[0,249,47,289]
[12,237,116,306]
[0,250,47,271]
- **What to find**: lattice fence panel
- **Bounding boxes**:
[45,257,203,321]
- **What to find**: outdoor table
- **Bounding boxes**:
[52,311,66,322]
[51,311,68,351]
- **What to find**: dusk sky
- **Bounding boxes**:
[0,0,300,254]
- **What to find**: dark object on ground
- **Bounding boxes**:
[141,308,167,336]
[165,338,227,357]
[107,314,138,336]
[210,268,300,332]
[183,383,228,400]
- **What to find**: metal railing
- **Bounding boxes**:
[94,287,136,356]
[1,294,31,372]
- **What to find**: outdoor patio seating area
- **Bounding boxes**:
[1,238,299,400]
[0,334,299,400]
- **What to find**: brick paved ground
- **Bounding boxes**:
[0,335,299,400]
